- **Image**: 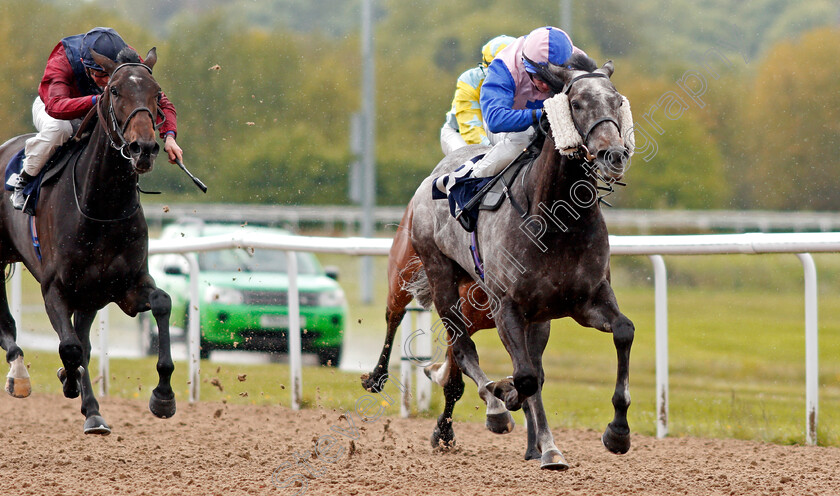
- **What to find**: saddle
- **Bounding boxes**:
[434,128,546,232]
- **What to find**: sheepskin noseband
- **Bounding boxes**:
[543,93,635,157]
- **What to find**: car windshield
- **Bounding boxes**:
[199,248,320,275]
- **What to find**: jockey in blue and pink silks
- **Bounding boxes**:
[469,26,586,178]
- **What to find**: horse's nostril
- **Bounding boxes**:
[129,140,160,157]
[607,148,628,166]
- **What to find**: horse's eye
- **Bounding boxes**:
[110,86,119,97]
[156,92,162,102]
[571,101,581,111]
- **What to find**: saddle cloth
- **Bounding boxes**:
[432,155,492,231]
[4,150,40,198]
[4,133,90,214]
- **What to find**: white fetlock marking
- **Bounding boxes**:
[428,358,450,387]
[6,356,31,398]
[485,399,508,416]
[7,356,29,379]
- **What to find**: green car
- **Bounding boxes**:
[141,221,347,366]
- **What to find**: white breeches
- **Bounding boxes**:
[470,126,536,178]
[440,123,467,157]
[23,97,75,176]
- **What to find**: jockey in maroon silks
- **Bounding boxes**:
[10,27,183,210]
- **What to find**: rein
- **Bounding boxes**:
[70,142,141,223]
[75,62,162,222]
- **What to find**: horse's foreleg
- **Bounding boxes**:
[73,310,110,435]
[425,282,511,435]
[430,356,463,449]
[448,334,515,435]
[603,313,634,454]
[430,279,513,434]
[419,251,512,447]
[43,286,84,399]
[521,322,568,470]
[578,281,635,455]
[487,300,537,411]
[118,284,175,419]
[148,289,175,418]
[0,276,29,398]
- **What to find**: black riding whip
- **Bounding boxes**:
[174,158,208,193]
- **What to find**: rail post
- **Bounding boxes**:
[11,264,21,331]
[400,304,433,417]
[649,255,669,438]
[98,306,109,397]
[797,253,818,445]
[185,253,201,403]
[287,251,302,411]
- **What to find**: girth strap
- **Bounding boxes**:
[469,231,485,281]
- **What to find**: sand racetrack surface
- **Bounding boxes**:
[0,393,838,495]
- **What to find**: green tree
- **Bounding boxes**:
[611,74,731,209]
[742,27,840,210]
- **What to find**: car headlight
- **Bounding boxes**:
[317,288,346,307]
[203,285,244,305]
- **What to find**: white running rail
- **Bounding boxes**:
[11,231,840,445]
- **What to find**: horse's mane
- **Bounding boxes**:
[116,47,142,64]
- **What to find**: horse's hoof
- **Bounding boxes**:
[485,411,515,434]
[423,362,446,384]
[601,423,631,454]
[83,415,111,436]
[6,355,30,398]
[56,366,83,399]
[149,388,176,419]
[540,449,569,470]
[487,378,524,411]
[430,425,455,450]
[5,377,30,398]
[360,373,384,393]
[422,364,434,380]
[486,377,512,399]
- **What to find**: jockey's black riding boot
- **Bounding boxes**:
[10,171,34,211]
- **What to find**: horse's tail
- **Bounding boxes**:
[400,256,433,310]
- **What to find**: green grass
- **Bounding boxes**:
[9,251,840,447]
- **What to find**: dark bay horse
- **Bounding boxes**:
[0,48,176,434]
[365,57,635,469]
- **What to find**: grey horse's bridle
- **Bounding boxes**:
[540,71,628,205]
[560,72,623,160]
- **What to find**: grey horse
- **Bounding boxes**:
[396,57,635,470]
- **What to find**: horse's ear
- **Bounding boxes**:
[89,48,117,75]
[144,47,157,71]
[546,62,575,90]
[598,60,615,78]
